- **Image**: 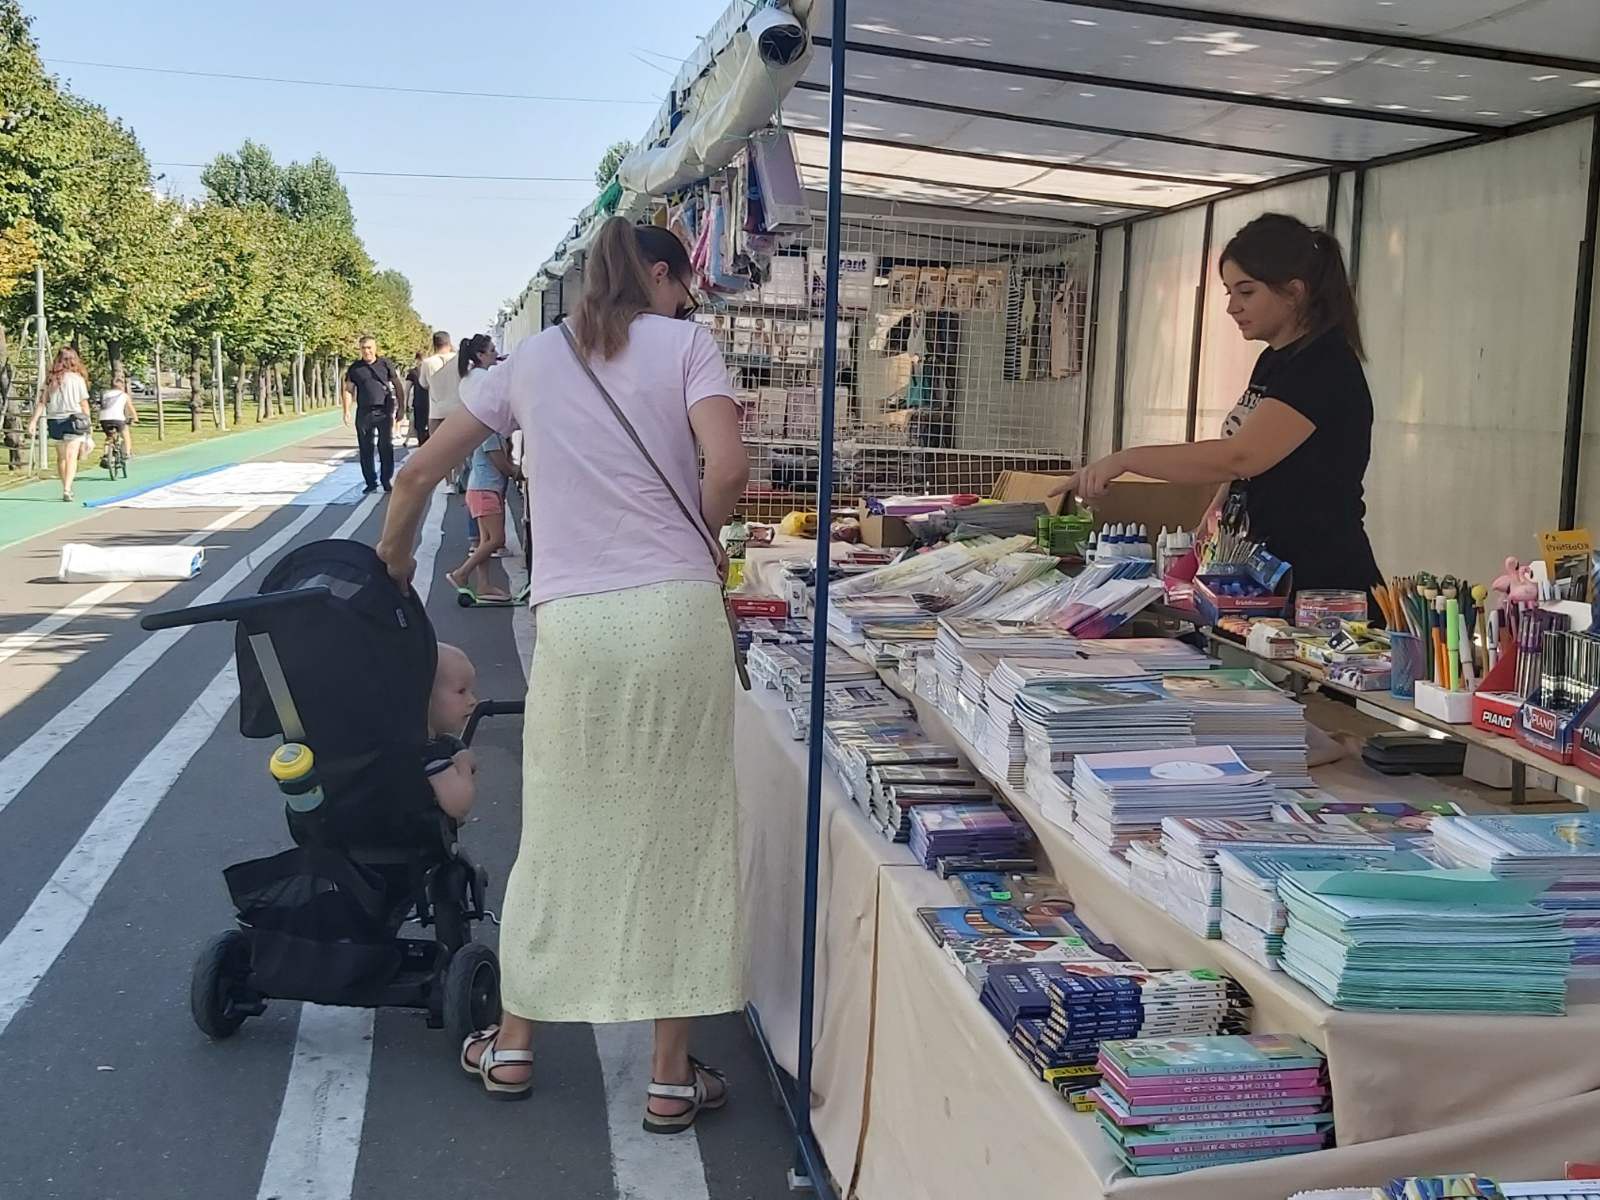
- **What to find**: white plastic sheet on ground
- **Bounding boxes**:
[100,460,370,509]
[57,544,205,582]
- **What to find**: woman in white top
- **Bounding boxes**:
[28,347,93,501]
[98,370,140,461]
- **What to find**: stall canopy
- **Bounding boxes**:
[781,0,1600,225]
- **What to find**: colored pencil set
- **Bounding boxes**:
[1374,575,1488,693]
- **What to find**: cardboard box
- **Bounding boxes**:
[1094,475,1216,533]
[992,469,1073,515]
[861,513,915,549]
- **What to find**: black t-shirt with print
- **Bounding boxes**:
[1220,327,1381,594]
[346,357,399,415]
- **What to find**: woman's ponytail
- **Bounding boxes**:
[570,216,693,360]
[1219,213,1365,360]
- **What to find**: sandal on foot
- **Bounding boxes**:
[643,1057,727,1134]
[477,1038,534,1101]
[459,1026,498,1076]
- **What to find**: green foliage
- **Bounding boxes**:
[595,139,633,189]
[0,0,430,388]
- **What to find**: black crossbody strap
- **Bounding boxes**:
[558,320,750,691]
[558,321,721,568]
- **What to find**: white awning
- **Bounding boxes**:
[786,0,1600,224]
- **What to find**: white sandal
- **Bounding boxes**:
[476,1037,534,1102]
[459,1026,498,1076]
[643,1057,727,1134]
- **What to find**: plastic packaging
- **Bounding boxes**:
[58,543,204,582]
[1295,588,1368,627]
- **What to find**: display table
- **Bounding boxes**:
[736,681,944,1187]
[735,653,1600,1199]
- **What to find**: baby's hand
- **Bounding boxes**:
[454,747,478,776]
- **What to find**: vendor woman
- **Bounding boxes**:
[1059,213,1381,596]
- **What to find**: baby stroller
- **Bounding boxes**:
[140,539,522,1044]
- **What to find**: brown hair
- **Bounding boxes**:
[45,347,88,394]
[1219,213,1364,360]
[570,216,693,359]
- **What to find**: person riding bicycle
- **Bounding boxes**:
[98,371,139,466]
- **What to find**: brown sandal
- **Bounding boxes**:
[643,1057,727,1134]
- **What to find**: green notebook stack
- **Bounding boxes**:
[1278,869,1573,1014]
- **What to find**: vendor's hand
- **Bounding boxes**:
[714,544,731,586]
[377,540,416,589]
[1048,452,1125,502]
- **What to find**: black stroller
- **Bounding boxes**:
[141,539,522,1044]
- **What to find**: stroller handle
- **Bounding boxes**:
[140,584,334,632]
[462,699,525,746]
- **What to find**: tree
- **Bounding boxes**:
[595,139,633,189]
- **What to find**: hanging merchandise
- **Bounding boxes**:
[807,249,875,310]
[749,126,811,233]
[1050,276,1087,379]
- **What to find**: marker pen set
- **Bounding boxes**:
[1380,574,1487,693]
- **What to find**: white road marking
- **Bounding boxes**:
[0,504,324,820]
[0,660,240,1036]
[0,493,388,1038]
[0,508,249,668]
[502,519,711,1200]
[255,487,446,1200]
[595,1021,715,1200]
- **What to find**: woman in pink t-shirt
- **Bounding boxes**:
[378,218,748,1130]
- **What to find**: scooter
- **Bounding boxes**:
[454,579,531,608]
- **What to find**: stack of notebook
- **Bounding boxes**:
[1014,681,1193,799]
[1217,848,1424,968]
[908,801,1030,870]
[822,717,952,810]
[1157,819,1392,942]
[1431,815,1600,976]
[1001,962,1250,1106]
[1160,670,1313,789]
[1274,799,1464,853]
[748,640,876,699]
[1278,868,1574,1013]
[919,905,1109,990]
[868,764,993,842]
[1092,1034,1333,1177]
[983,656,1154,791]
[1070,748,1276,886]
[788,679,913,741]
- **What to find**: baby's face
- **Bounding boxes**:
[430,648,479,736]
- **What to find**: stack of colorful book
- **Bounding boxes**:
[788,679,913,741]
[1156,819,1392,942]
[822,716,951,808]
[1274,798,1464,853]
[919,905,1109,990]
[908,802,1030,870]
[1091,1034,1333,1177]
[1217,848,1426,968]
[1278,868,1574,1013]
[983,655,1153,790]
[1002,962,1250,1105]
[866,763,992,841]
[1070,748,1276,886]
[1431,814,1600,977]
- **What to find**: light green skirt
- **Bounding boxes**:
[499,579,743,1023]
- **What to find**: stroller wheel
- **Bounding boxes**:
[191,930,255,1040]
[443,942,501,1047]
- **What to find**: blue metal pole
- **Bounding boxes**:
[796,0,848,1164]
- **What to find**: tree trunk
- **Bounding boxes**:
[271,364,284,416]
[231,357,245,426]
[106,339,124,387]
[189,353,202,432]
[256,367,267,422]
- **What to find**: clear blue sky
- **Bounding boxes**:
[24,0,732,342]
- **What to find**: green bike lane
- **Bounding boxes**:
[0,408,344,552]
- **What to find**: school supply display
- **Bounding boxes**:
[1090,1034,1332,1176]
[908,801,1030,870]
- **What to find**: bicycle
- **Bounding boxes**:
[101,422,129,480]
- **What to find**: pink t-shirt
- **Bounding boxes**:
[463,315,736,607]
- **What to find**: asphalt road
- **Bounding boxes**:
[0,429,800,1200]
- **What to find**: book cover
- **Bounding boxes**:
[1099,1033,1324,1078]
[917,905,1039,943]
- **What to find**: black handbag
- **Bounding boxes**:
[68,412,91,436]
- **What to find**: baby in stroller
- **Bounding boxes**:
[140,539,519,1045]
[424,643,480,821]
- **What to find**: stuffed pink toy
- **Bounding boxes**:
[1490,556,1538,604]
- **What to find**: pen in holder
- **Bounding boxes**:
[1389,631,1426,699]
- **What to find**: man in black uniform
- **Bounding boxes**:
[341,335,405,492]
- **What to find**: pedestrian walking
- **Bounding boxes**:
[407,352,429,445]
[28,347,94,502]
[341,335,405,493]
[419,330,455,440]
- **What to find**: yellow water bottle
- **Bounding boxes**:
[269,743,324,813]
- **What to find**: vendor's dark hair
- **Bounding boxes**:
[1220,213,1364,360]
[570,216,693,359]
[457,333,494,377]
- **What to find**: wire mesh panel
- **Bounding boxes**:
[690,208,1095,521]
